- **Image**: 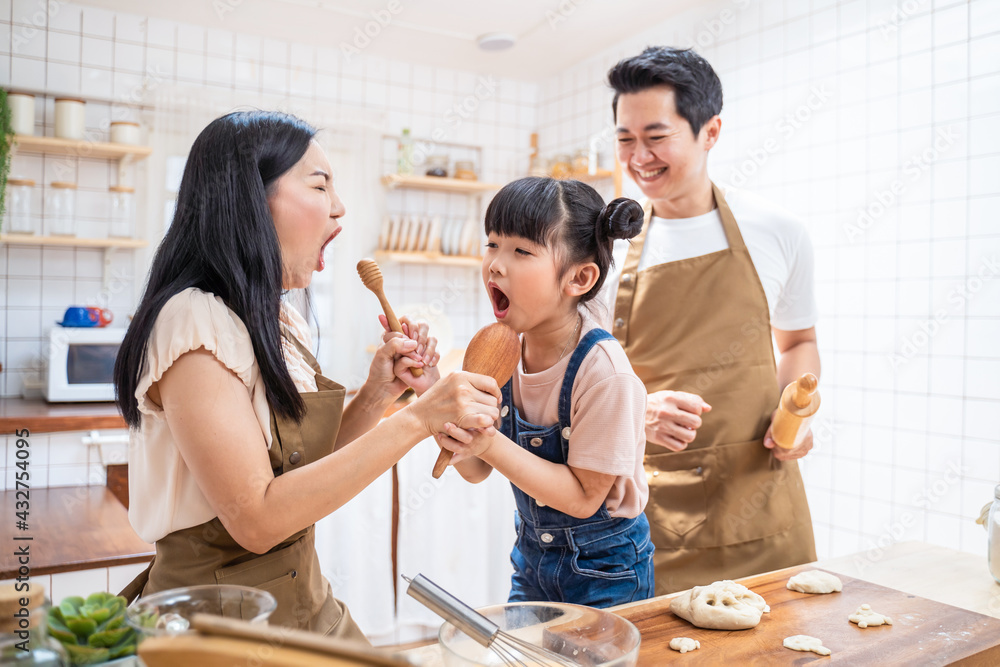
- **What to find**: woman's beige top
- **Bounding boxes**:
[128,287,318,543]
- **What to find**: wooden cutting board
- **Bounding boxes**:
[617,564,1000,665]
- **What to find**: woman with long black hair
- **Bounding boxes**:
[114,111,500,641]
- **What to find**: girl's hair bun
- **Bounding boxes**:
[598,197,644,241]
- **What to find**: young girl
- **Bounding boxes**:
[437,176,654,608]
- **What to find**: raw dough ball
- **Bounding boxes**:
[783,635,831,656]
[669,637,701,653]
[849,603,892,628]
[786,570,843,594]
[669,580,769,630]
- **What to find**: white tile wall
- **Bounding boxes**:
[535,0,1000,559]
[0,2,539,397]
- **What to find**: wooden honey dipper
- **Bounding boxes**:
[431,322,521,479]
[771,372,820,449]
[357,258,422,377]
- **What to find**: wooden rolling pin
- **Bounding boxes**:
[431,322,520,478]
[771,372,820,449]
[357,258,422,377]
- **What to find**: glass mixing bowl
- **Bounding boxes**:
[125,585,277,640]
[438,601,641,667]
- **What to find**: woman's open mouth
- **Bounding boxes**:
[489,282,510,319]
[318,226,341,271]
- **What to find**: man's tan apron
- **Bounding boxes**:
[613,183,816,595]
[121,330,367,643]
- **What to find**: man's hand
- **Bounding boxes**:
[763,409,814,461]
[645,390,712,451]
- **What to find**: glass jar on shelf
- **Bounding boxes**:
[6,178,37,234]
[572,148,589,175]
[550,154,571,179]
[425,154,448,178]
[109,185,136,238]
[0,584,69,666]
[44,182,76,237]
[454,160,477,181]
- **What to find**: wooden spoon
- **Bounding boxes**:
[357,258,422,377]
[431,322,520,478]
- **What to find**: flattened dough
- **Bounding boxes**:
[669,580,769,630]
[849,603,892,628]
[783,635,831,656]
[669,637,701,654]
[786,570,843,594]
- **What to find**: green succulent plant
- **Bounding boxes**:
[47,593,137,666]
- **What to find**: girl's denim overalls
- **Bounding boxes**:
[501,328,655,608]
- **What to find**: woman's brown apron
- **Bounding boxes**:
[121,330,367,643]
[613,183,816,595]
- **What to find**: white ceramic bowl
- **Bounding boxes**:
[438,601,641,667]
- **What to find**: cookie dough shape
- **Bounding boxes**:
[849,603,892,628]
[669,580,770,630]
[783,635,831,656]
[669,637,701,654]
[787,570,843,594]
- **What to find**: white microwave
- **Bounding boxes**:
[43,327,126,402]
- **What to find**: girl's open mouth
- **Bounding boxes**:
[318,227,341,271]
[489,283,510,319]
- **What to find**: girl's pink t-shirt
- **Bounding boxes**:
[510,315,649,518]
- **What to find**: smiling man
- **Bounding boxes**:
[602,47,821,594]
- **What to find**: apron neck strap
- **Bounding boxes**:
[711,182,748,254]
[280,323,323,375]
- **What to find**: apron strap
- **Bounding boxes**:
[556,328,616,431]
[712,182,748,254]
[612,199,653,348]
[118,557,153,603]
[280,322,323,375]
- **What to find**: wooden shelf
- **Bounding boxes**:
[381,173,501,194]
[0,397,126,435]
[0,234,148,248]
[564,169,615,183]
[11,134,152,161]
[374,250,483,268]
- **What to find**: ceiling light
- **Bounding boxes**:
[476,33,516,51]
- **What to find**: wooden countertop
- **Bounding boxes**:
[402,541,1000,664]
[0,397,127,435]
[0,486,153,579]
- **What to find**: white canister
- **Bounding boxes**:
[7,93,35,135]
[6,178,37,234]
[109,185,135,238]
[54,98,86,140]
[45,182,76,236]
[110,121,141,145]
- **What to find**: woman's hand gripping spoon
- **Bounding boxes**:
[431,322,520,478]
[357,258,423,377]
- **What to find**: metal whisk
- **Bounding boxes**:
[403,574,580,667]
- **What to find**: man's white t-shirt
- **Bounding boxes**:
[600,187,818,332]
